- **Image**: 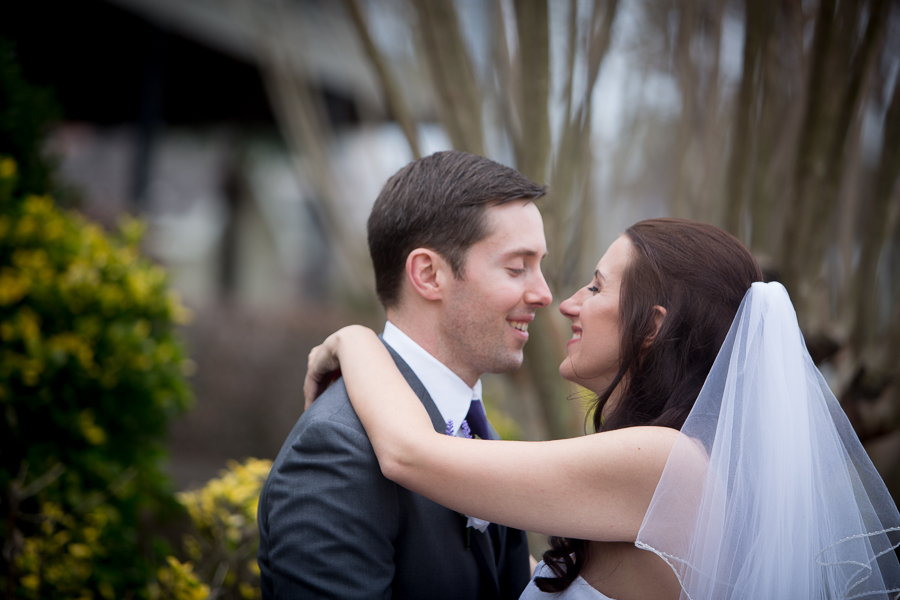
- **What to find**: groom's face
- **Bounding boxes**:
[437,199,552,384]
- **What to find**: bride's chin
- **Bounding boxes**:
[559,357,574,381]
[559,359,595,391]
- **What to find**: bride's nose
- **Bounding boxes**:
[559,291,582,320]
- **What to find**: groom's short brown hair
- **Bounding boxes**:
[367,151,546,309]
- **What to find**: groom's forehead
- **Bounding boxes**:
[471,201,547,250]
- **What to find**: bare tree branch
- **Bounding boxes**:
[343,0,422,159]
[408,0,484,154]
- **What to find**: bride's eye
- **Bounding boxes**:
[587,284,600,293]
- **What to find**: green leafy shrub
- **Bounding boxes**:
[173,458,272,600]
[0,40,61,200]
[0,157,194,598]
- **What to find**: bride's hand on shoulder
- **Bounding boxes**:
[303,325,378,409]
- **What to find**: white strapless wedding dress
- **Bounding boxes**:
[519,561,614,600]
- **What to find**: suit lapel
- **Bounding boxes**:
[382,340,446,433]
[381,339,502,598]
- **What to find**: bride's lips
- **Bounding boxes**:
[568,326,582,347]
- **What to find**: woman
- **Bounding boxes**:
[304,219,900,599]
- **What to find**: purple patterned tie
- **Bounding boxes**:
[465,399,490,441]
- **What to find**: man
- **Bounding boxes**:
[258,151,553,599]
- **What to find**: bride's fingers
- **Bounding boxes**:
[304,344,340,409]
[303,346,323,409]
[313,370,341,407]
[302,371,318,410]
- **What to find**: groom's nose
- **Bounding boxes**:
[525,269,552,307]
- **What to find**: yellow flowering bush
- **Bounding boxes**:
[149,557,210,600]
[173,458,272,600]
[0,157,194,598]
[15,502,119,600]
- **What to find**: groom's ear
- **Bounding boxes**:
[406,248,450,301]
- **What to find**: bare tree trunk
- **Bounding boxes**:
[522,0,618,440]
[408,0,484,155]
[490,0,518,151]
[783,0,837,297]
[504,0,569,439]
[725,0,775,239]
[818,0,889,308]
[752,0,809,264]
[784,0,887,305]
[513,0,551,185]
[853,66,900,350]
[746,1,785,257]
[343,0,422,159]
[669,0,698,219]
[695,0,727,220]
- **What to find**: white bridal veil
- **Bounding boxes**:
[636,282,900,599]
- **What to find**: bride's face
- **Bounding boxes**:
[558,235,634,394]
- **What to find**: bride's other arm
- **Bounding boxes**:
[304,325,679,543]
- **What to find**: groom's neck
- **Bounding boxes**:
[387,309,480,387]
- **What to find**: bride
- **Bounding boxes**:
[304,219,900,599]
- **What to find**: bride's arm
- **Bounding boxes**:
[304,325,679,543]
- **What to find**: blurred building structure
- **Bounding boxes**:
[1,0,450,488]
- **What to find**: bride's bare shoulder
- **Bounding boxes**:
[580,426,704,474]
[623,426,707,457]
[628,425,682,440]
[558,426,682,478]
[594,425,681,448]
[611,425,709,472]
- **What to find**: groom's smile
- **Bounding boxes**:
[509,319,531,335]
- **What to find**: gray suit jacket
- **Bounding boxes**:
[258,342,531,599]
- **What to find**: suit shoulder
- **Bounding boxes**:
[297,377,365,432]
[261,378,383,505]
[270,378,373,469]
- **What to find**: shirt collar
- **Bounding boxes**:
[382,321,481,436]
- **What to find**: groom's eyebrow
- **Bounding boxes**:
[501,248,547,259]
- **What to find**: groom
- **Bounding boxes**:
[258,151,552,599]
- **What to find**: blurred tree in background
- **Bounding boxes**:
[236,0,900,464]
[0,42,194,598]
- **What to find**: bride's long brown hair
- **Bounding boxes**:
[535,219,763,593]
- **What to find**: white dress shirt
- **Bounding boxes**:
[382,321,482,437]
